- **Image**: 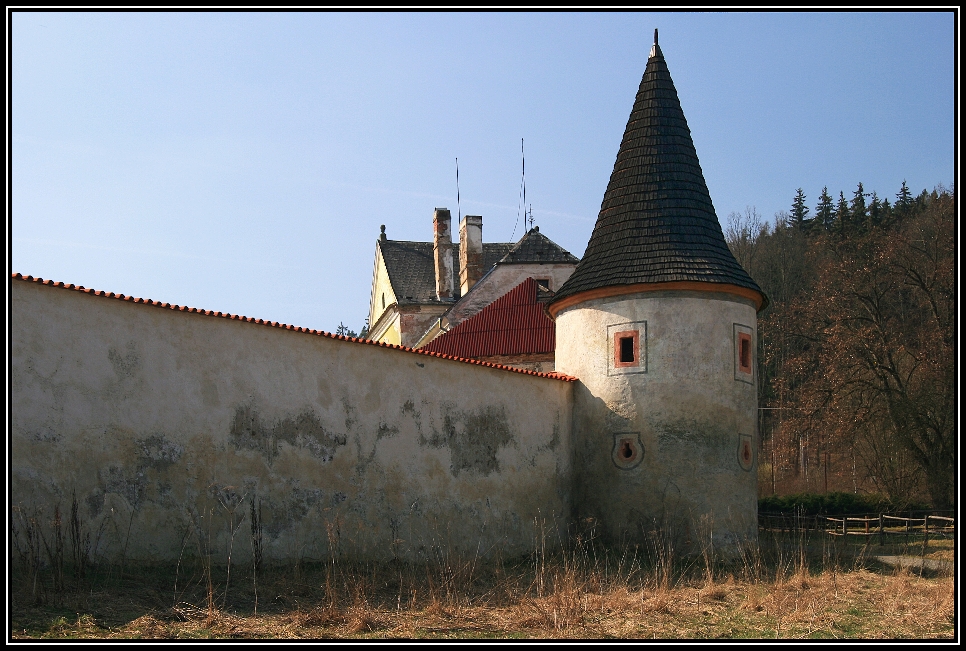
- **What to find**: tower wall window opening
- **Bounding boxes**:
[613,330,639,368]
[620,336,635,363]
[739,334,751,371]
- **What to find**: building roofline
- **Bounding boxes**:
[12,273,577,382]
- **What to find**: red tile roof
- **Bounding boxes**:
[422,278,554,359]
[11,273,576,382]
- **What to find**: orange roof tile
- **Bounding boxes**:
[11,273,577,382]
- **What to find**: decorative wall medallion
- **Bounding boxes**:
[738,433,754,471]
[612,432,644,470]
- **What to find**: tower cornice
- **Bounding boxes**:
[547,281,766,319]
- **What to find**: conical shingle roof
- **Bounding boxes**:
[550,32,765,312]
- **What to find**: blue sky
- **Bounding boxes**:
[11,11,956,334]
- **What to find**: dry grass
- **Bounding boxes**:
[10,536,955,640]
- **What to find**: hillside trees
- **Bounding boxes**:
[728,183,955,507]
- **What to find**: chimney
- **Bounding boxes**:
[459,215,483,296]
[433,208,455,301]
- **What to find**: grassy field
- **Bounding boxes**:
[10,532,955,640]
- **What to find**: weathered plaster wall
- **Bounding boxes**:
[397,305,450,348]
[12,279,573,564]
[554,290,758,554]
[476,353,556,374]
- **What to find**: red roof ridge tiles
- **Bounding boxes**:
[12,272,576,382]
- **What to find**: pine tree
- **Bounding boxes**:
[879,197,892,228]
[835,191,850,236]
[895,180,912,223]
[868,191,882,229]
[896,179,912,208]
[791,188,810,231]
[851,182,868,232]
[815,186,834,231]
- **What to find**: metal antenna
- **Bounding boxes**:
[522,140,526,225]
[456,158,461,223]
[512,138,525,241]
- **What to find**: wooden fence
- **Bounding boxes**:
[759,511,955,545]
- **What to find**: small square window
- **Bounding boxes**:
[620,336,635,363]
[608,321,647,375]
[613,330,639,368]
[734,324,754,383]
[739,333,752,373]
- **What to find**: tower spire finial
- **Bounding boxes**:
[654,28,658,45]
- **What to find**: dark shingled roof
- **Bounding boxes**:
[550,35,764,308]
[380,239,561,305]
[498,228,579,265]
[379,240,445,305]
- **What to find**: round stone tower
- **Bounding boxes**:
[549,31,767,555]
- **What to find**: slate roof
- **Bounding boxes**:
[380,231,575,306]
[497,227,579,265]
[422,278,555,358]
[12,273,577,382]
[550,34,764,308]
[378,240,448,305]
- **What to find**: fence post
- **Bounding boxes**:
[878,514,884,546]
[842,517,847,537]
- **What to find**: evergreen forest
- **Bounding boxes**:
[724,181,955,511]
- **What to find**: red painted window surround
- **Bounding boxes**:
[614,330,639,368]
[738,332,752,374]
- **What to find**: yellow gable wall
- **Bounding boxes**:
[368,246,400,344]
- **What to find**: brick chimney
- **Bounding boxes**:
[433,208,455,301]
[459,215,483,296]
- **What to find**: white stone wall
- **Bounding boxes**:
[554,290,758,554]
[11,279,574,564]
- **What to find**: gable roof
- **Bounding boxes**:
[421,277,554,358]
[497,227,579,265]
[550,34,765,310]
[378,240,447,305]
[380,230,575,307]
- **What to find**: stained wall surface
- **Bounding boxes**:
[554,290,758,553]
[11,279,574,564]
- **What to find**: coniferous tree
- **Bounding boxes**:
[815,186,834,231]
[896,179,912,206]
[851,182,868,233]
[896,180,912,223]
[791,188,810,231]
[868,191,882,230]
[834,191,850,236]
[880,197,892,226]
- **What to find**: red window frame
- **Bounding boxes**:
[614,330,639,368]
